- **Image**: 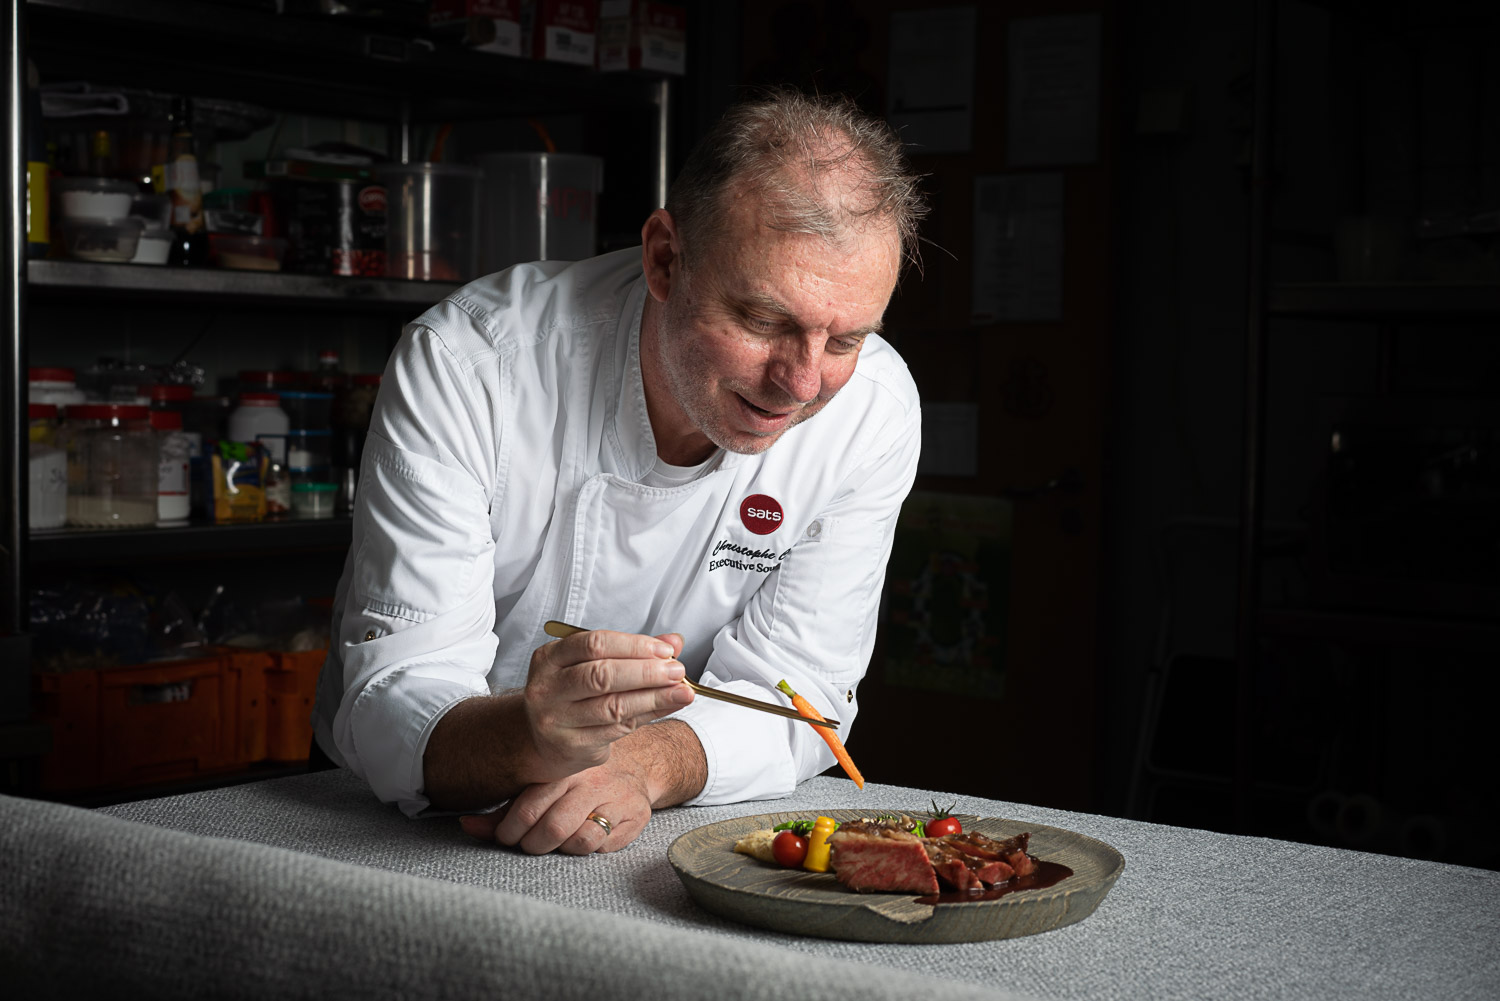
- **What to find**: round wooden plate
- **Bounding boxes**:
[668,809,1125,944]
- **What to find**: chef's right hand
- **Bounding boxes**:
[522,628,691,778]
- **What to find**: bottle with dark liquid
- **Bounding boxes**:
[166,97,208,266]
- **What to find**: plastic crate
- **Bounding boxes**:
[265,649,326,762]
[34,654,241,792]
[223,650,273,766]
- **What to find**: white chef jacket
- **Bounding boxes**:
[312,247,921,817]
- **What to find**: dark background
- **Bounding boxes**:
[11,0,1498,871]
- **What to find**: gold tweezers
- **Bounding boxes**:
[542,620,839,730]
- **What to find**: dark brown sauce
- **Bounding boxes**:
[916,860,1073,905]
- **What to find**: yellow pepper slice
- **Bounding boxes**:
[803,816,838,873]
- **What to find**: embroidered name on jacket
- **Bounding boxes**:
[708,538,793,573]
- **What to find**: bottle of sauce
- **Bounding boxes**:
[166,97,208,266]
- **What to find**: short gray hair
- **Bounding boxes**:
[666,88,928,275]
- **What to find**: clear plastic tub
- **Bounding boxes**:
[64,217,145,262]
[210,234,287,271]
[291,481,337,519]
[475,153,602,272]
[55,176,139,221]
[380,162,483,281]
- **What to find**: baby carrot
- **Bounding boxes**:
[776,679,864,789]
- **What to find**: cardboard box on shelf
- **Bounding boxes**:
[597,0,685,75]
[429,0,525,57]
[524,0,599,66]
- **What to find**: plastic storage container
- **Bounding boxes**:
[54,176,138,221]
[291,481,337,519]
[286,429,332,481]
[62,403,157,528]
[475,152,602,273]
[227,392,290,462]
[210,234,287,271]
[277,390,333,430]
[30,367,87,407]
[381,162,483,281]
[130,228,171,265]
[29,403,66,530]
[63,217,145,262]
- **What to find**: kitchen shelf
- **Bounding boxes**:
[29,518,353,566]
[27,260,459,311]
[1269,282,1500,321]
[25,0,668,122]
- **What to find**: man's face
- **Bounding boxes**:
[645,189,901,463]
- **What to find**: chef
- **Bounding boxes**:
[311,89,927,854]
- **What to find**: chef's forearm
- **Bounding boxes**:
[421,693,541,811]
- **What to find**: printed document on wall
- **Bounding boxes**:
[1007,13,1101,166]
[971,173,1064,324]
[887,6,976,154]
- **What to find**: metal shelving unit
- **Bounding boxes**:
[28,260,462,310]
[3,0,676,721]
[29,518,354,566]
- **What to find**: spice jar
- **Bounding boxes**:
[28,403,66,530]
[63,403,157,528]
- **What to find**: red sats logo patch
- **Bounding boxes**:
[739,494,784,535]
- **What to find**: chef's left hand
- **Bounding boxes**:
[460,756,647,854]
[458,718,707,855]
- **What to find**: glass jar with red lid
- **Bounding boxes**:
[62,403,157,528]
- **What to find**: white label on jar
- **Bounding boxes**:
[158,455,190,522]
[29,445,67,529]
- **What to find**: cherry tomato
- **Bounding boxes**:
[926,816,961,838]
[772,829,809,868]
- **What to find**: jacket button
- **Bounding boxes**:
[364,630,377,642]
[847,689,854,703]
[806,520,822,538]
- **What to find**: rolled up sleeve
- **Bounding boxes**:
[327,323,502,816]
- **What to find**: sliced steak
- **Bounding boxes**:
[945,831,1038,877]
[826,827,939,894]
[924,838,1014,889]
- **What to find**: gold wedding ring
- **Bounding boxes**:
[587,813,613,836]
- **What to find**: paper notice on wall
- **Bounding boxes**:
[887,6,976,154]
[971,173,1064,324]
[883,492,1011,698]
[1007,13,1101,166]
[917,402,979,478]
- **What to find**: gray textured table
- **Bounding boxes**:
[101,770,1498,1000]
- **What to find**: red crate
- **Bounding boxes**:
[265,649,326,762]
[223,651,273,766]
[34,654,242,792]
